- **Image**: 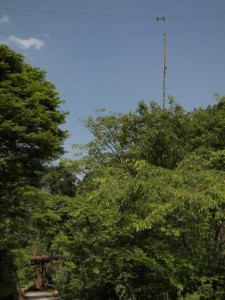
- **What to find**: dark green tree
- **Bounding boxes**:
[0,45,68,186]
[0,45,68,232]
[41,159,79,197]
[0,45,68,297]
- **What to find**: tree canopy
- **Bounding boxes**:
[0,45,68,186]
[0,45,68,299]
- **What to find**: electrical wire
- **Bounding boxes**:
[0,7,153,18]
[1,6,225,20]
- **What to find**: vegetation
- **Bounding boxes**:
[0,45,225,299]
[0,45,67,299]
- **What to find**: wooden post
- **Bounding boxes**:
[35,263,42,290]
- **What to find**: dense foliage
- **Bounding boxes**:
[0,45,68,298]
[37,98,224,299]
[49,98,225,299]
[1,45,225,300]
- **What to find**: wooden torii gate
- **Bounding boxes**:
[31,256,57,291]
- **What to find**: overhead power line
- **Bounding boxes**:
[168,11,225,18]
[1,6,225,19]
[0,7,153,18]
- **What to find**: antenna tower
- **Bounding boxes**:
[163,33,167,108]
[156,17,167,108]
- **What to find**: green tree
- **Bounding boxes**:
[41,159,79,197]
[190,97,225,151]
[62,97,225,299]
[0,45,68,296]
[0,45,68,186]
[52,152,225,299]
[80,97,225,171]
[81,100,191,170]
[0,45,68,224]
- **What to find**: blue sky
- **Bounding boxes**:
[1,0,225,156]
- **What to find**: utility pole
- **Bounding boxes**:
[156,17,167,108]
[163,33,167,108]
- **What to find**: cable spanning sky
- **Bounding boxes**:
[0,0,225,156]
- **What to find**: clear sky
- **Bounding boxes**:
[1,0,225,156]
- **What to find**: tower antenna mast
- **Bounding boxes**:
[156,17,167,108]
[163,33,167,108]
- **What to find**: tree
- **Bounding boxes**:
[41,159,79,197]
[0,45,68,186]
[190,97,225,151]
[81,100,191,170]
[0,45,68,238]
[0,45,68,296]
[51,152,225,299]
[80,97,225,172]
[63,97,225,299]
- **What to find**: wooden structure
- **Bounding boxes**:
[31,256,57,291]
